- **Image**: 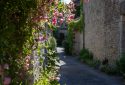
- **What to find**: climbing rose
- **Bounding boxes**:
[52,16,57,25]
[25,59,29,63]
[69,14,75,19]
[3,77,11,85]
[39,36,44,41]
[60,18,64,24]
[53,11,59,17]
[59,13,63,17]
[67,18,71,22]
[44,16,48,22]
[24,63,29,70]
[54,0,59,5]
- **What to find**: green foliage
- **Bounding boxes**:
[34,70,60,85]
[86,60,101,68]
[34,35,60,85]
[79,49,93,62]
[74,0,83,18]
[47,37,57,50]
[79,49,101,69]
[68,15,84,32]
[0,0,58,84]
[64,0,84,54]
[48,23,57,31]
[0,0,39,84]
[74,15,84,32]
[117,53,125,76]
[80,0,83,13]
[57,2,65,12]
[100,65,118,75]
[63,40,72,55]
[64,27,73,55]
[75,5,81,18]
[68,0,84,32]
[45,48,59,72]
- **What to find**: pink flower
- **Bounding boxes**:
[3,77,11,85]
[54,0,59,5]
[25,59,29,63]
[52,22,56,25]
[39,36,45,41]
[60,18,64,24]
[59,13,63,17]
[26,63,29,67]
[44,16,48,21]
[24,63,29,70]
[53,12,58,16]
[52,17,57,25]
[67,18,71,22]
[69,14,75,19]
[53,10,59,16]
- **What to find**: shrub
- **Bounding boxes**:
[48,36,57,50]
[79,49,93,62]
[117,53,125,76]
[100,64,118,75]
[0,0,55,84]
[34,71,60,85]
[79,49,101,69]
[87,60,101,68]
[99,58,118,75]
[34,35,60,85]
[63,40,72,55]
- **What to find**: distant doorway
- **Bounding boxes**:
[58,33,65,46]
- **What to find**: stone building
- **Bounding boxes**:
[84,0,125,65]
[73,31,84,55]
[72,0,84,55]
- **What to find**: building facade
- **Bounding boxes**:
[84,0,125,65]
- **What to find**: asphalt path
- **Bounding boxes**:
[57,47,124,85]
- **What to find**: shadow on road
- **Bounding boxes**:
[57,47,124,85]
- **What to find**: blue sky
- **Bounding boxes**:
[62,0,71,4]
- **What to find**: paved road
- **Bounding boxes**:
[57,47,124,85]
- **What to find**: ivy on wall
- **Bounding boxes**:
[64,0,84,54]
[68,14,84,32]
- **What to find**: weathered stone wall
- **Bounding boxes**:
[104,0,121,64]
[120,0,125,55]
[84,0,121,65]
[73,32,83,55]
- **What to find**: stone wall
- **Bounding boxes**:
[104,0,121,64]
[84,0,121,65]
[73,32,83,55]
[120,0,125,56]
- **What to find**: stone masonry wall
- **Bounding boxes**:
[73,32,83,55]
[84,0,121,65]
[104,0,121,64]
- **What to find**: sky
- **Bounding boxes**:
[62,0,71,4]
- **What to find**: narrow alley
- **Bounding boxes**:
[57,47,124,85]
